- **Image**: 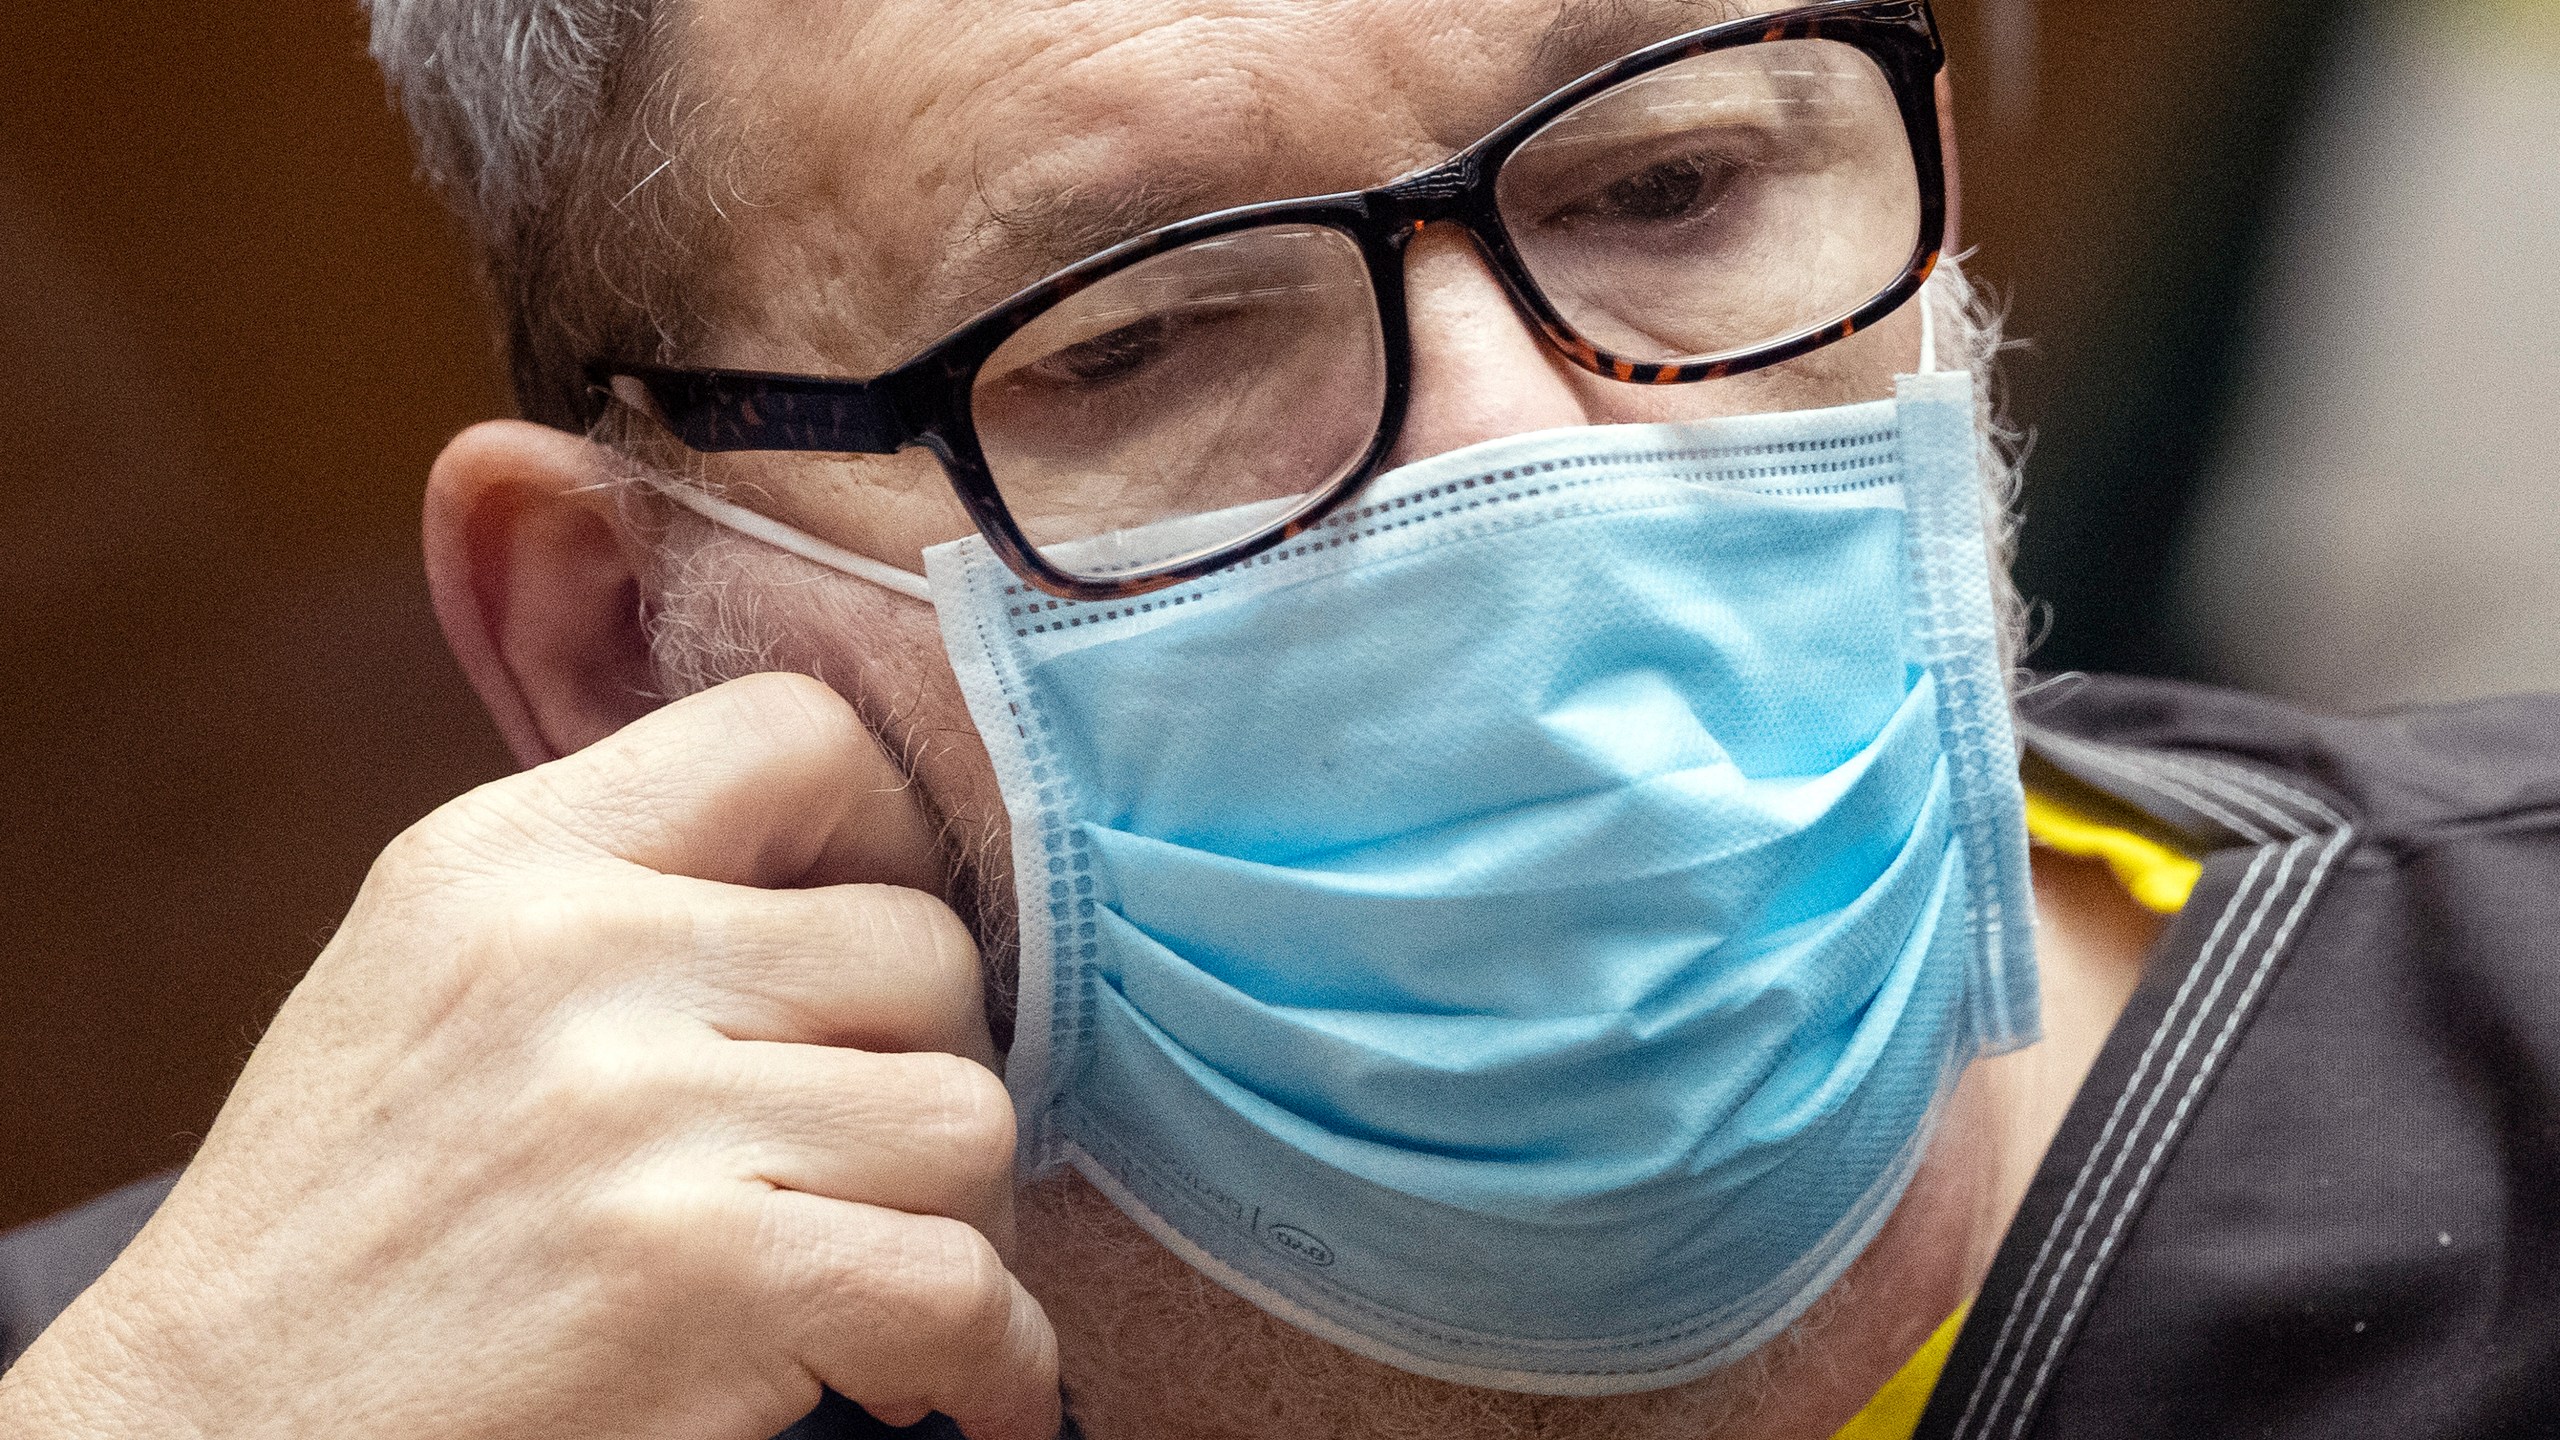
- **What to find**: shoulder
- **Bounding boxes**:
[2020,674,2560,976]
[2018,671,2560,841]
[0,1173,177,1370]
[1964,676,2560,1439]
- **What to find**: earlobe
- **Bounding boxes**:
[423,421,664,768]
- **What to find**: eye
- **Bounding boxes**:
[1573,153,1741,226]
[1022,314,1180,387]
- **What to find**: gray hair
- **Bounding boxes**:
[364,2,2032,682]
[367,0,649,246]
[367,0,714,429]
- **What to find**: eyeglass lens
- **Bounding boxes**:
[964,37,1919,581]
[971,223,1389,576]
[1495,40,1920,365]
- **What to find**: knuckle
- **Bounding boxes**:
[370,814,444,881]
[861,888,982,995]
[370,799,505,897]
[524,1012,692,1128]
[583,1177,742,1283]
[723,671,864,759]
[920,1058,1017,1179]
[883,1217,1012,1342]
[502,886,695,979]
[408,771,589,877]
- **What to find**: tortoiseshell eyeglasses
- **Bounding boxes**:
[586,0,1949,600]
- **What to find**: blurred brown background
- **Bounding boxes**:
[8,0,2550,1232]
[2,1,511,1229]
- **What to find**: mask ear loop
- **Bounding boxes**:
[1917,271,1940,376]
[658,483,938,604]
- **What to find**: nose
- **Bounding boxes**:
[1378,223,1594,470]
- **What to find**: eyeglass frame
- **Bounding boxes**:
[583,0,1950,601]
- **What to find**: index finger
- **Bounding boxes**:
[465,672,946,892]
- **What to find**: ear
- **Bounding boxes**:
[423,421,663,768]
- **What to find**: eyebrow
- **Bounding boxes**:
[944,170,1234,314]
[1534,0,1746,87]
[908,0,1746,346]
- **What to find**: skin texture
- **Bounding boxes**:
[0,3,2164,1439]
[0,674,1061,1440]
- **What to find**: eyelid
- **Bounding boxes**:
[1506,127,1777,224]
[1004,267,1343,356]
[993,284,1320,376]
[1530,107,1773,158]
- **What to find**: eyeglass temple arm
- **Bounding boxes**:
[597,364,914,455]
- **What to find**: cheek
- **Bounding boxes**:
[799,591,1010,887]
[658,544,1016,915]
[720,563,1028,1020]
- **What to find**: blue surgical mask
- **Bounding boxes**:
[671,359,2039,1395]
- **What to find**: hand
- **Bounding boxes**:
[0,674,1059,1440]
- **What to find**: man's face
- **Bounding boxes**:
[634,2,1946,1431]
[653,0,1934,955]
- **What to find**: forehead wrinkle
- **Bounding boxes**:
[1532,0,1751,81]
[705,0,1759,372]
[919,0,1727,318]
[906,11,1342,330]
[944,0,1754,245]
[698,0,1230,369]
[686,0,968,371]
[942,164,1231,316]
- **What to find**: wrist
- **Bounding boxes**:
[0,1281,216,1440]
